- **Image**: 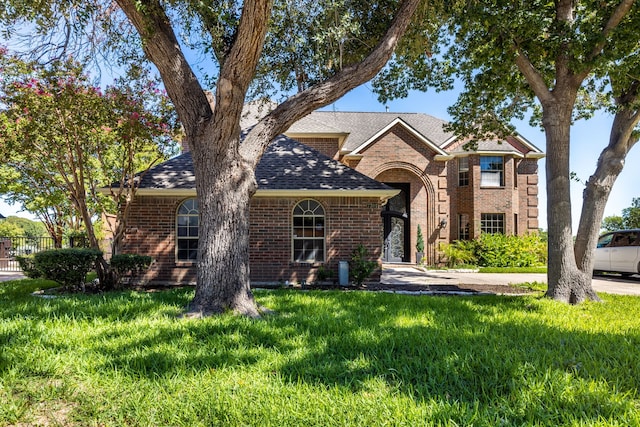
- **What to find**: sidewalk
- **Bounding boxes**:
[381,264,640,296]
[0,271,26,282]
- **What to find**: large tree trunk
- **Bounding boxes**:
[543,102,600,303]
[186,130,260,317]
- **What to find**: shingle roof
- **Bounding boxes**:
[286,111,454,151]
[135,134,393,192]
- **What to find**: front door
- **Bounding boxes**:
[382,183,410,262]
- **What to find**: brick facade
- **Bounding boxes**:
[122,111,541,284]
[297,123,540,265]
[121,195,384,285]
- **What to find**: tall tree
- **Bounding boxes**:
[374,0,640,303]
[0,53,177,287]
[1,0,423,316]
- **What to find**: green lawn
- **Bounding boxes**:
[1,279,639,426]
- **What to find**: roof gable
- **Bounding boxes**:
[286,111,454,152]
[348,117,450,157]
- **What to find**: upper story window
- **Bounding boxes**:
[458,157,469,186]
[292,199,325,263]
[176,198,199,261]
[480,156,504,187]
[481,213,505,234]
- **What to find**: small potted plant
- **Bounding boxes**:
[416,224,425,265]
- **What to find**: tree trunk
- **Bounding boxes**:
[543,102,600,303]
[185,130,261,317]
[575,98,640,275]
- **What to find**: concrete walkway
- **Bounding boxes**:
[381,264,640,296]
[0,271,25,282]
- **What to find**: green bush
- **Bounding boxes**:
[350,244,378,285]
[16,254,42,279]
[476,233,546,267]
[438,240,477,268]
[110,254,153,286]
[33,248,102,289]
[438,233,547,268]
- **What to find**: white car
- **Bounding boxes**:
[594,229,640,276]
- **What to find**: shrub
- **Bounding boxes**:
[350,244,378,285]
[438,233,547,268]
[476,233,546,267]
[316,265,333,282]
[34,248,102,289]
[438,240,478,268]
[110,254,153,287]
[16,254,42,279]
[416,225,425,253]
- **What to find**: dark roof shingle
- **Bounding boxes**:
[135,135,392,192]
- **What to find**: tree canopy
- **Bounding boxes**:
[0,52,178,270]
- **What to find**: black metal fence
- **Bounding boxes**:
[0,236,58,271]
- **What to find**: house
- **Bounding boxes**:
[117,110,544,285]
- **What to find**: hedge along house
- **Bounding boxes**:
[116,109,544,285]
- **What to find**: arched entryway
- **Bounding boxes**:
[381,183,410,262]
[374,163,437,265]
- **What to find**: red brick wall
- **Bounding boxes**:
[292,137,340,160]
[120,195,383,285]
[445,141,540,239]
[349,124,449,265]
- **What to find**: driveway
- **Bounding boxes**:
[381,265,640,296]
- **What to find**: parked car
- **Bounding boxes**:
[594,229,640,276]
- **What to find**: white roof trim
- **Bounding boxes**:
[444,151,525,158]
[440,133,545,157]
[348,117,449,156]
[439,134,459,150]
[514,134,544,154]
[130,188,400,200]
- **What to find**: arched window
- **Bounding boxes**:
[292,199,325,263]
[176,198,199,261]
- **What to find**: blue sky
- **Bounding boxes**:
[2,80,638,232]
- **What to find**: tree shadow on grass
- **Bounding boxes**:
[3,287,639,425]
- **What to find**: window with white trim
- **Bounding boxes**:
[292,199,325,263]
[480,156,504,187]
[458,157,469,186]
[481,213,505,234]
[176,198,199,261]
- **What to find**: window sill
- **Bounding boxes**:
[175,261,196,267]
[289,262,324,267]
[479,186,505,189]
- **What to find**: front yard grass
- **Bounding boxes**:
[1,278,639,426]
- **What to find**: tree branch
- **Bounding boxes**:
[115,0,211,137]
[241,0,420,164]
[512,41,553,105]
[213,0,274,134]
